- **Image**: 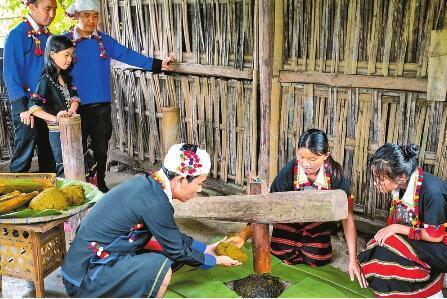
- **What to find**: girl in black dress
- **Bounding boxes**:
[228,129,367,288]
[358,143,447,297]
[28,35,80,177]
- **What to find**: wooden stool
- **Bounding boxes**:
[0,219,66,297]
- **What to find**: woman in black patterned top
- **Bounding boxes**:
[27,35,80,177]
[227,129,367,288]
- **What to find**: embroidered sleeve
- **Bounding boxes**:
[28,76,48,115]
[423,224,446,238]
[270,159,295,193]
[420,185,447,239]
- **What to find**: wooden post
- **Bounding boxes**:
[31,232,45,297]
[251,0,259,175]
[427,29,447,102]
[248,174,270,273]
[161,107,180,157]
[258,0,275,183]
[59,115,85,181]
[269,0,285,183]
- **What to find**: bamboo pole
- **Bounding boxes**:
[258,0,274,183]
[250,0,259,175]
[161,107,180,157]
[59,115,85,181]
[269,0,284,183]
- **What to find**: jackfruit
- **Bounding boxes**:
[29,187,69,211]
[216,242,248,263]
[60,184,85,206]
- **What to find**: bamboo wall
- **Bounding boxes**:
[105,0,447,223]
[110,69,254,184]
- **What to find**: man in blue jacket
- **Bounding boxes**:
[3,0,57,173]
[65,0,173,192]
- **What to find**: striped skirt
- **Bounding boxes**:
[270,222,333,266]
[358,234,447,298]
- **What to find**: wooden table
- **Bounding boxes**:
[0,219,66,297]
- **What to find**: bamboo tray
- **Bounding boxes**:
[0,176,103,224]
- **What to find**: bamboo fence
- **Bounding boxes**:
[75,0,447,223]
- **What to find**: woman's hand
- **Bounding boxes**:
[374,224,403,246]
[20,111,34,128]
[162,56,174,71]
[205,237,227,255]
[225,235,245,248]
[56,110,69,122]
[215,255,242,267]
[348,259,368,288]
[67,108,77,116]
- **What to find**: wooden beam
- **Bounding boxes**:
[173,189,348,223]
[116,0,247,5]
[279,71,427,92]
[427,29,447,101]
[269,0,284,183]
[111,61,253,80]
[258,0,275,182]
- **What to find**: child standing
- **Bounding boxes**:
[28,35,80,177]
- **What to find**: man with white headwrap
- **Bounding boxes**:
[61,144,240,297]
[64,0,174,192]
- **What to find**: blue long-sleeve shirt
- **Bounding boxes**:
[65,30,162,105]
[3,19,50,114]
[61,174,216,288]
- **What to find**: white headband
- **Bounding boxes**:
[66,0,100,17]
[163,144,211,177]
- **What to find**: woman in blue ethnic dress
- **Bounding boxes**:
[61,144,241,297]
[227,128,367,288]
[358,143,447,297]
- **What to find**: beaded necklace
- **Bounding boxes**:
[68,28,107,59]
[293,159,332,191]
[149,171,167,190]
[23,18,50,57]
[387,167,423,228]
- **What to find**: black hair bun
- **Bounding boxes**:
[400,144,419,159]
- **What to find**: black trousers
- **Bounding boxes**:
[10,108,56,173]
[78,103,112,184]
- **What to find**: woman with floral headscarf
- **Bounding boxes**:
[62,144,241,298]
